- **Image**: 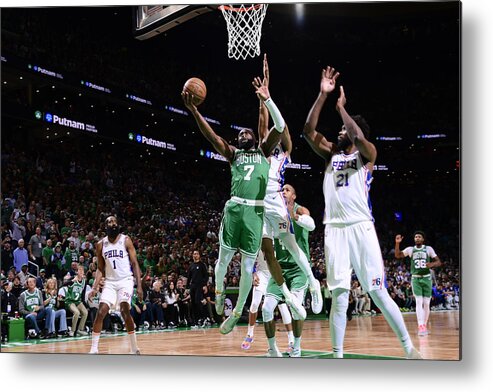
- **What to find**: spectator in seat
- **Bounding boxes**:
[43,277,68,336]
[19,277,55,338]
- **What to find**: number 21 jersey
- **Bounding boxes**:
[102,234,132,281]
[323,151,374,226]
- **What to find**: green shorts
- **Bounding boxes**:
[412,276,432,297]
[219,199,264,257]
[266,263,308,301]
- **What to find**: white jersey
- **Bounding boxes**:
[323,150,373,225]
[102,234,132,281]
[266,144,290,195]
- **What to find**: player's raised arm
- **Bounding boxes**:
[303,66,339,161]
[253,77,284,156]
[336,86,377,164]
[181,91,236,163]
[394,235,405,259]
[258,54,270,144]
[257,54,292,155]
[126,236,143,301]
[88,240,105,300]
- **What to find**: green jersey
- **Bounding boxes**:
[65,278,86,305]
[230,148,269,201]
[64,248,80,264]
[23,289,43,312]
[407,245,432,275]
[42,246,54,264]
[274,204,310,269]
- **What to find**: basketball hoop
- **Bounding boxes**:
[219,4,268,60]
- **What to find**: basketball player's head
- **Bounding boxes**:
[282,184,297,204]
[105,215,120,239]
[238,128,257,150]
[414,230,425,245]
[337,115,370,151]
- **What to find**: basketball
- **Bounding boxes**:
[183,77,207,106]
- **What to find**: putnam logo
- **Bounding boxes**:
[53,115,85,130]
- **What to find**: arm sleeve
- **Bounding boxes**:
[263,98,285,133]
[296,214,315,232]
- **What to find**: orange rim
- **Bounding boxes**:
[218,4,264,12]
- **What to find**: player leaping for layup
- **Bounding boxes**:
[182,76,304,334]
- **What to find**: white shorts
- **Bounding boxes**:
[324,221,385,292]
[100,276,134,307]
[262,192,293,240]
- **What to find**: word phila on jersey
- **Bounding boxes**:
[102,234,132,281]
[323,151,373,226]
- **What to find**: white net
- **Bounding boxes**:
[219,4,268,60]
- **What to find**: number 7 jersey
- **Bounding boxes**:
[102,234,132,281]
[230,148,270,201]
[323,151,374,225]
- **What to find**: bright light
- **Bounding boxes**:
[295,4,304,24]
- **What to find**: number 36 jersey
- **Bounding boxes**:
[102,234,132,281]
[323,151,374,226]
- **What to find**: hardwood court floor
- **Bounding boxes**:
[1,311,460,360]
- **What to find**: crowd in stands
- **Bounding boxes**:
[1,130,460,341]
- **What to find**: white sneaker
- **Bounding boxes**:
[285,293,307,320]
[88,348,98,354]
[406,347,423,359]
[68,331,74,337]
[77,330,88,336]
[130,349,141,355]
[289,348,301,358]
[310,279,323,314]
[266,348,282,357]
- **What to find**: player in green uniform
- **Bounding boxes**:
[262,184,316,357]
[182,75,287,334]
[395,231,442,336]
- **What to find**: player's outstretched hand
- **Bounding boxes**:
[263,53,270,88]
[336,86,346,112]
[181,91,197,112]
[252,76,270,101]
[395,234,404,244]
[320,66,340,95]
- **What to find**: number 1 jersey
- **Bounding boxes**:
[102,234,132,281]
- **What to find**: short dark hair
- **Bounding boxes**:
[414,230,425,238]
[351,115,370,139]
